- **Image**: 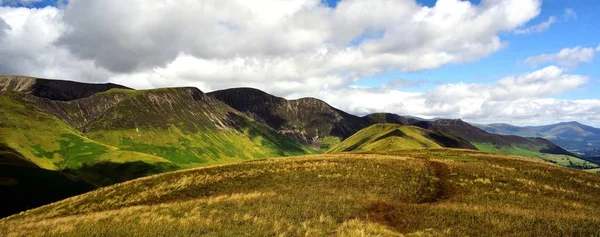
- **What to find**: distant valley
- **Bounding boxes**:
[475,122,600,158]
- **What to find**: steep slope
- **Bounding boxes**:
[0,87,313,170]
[0,144,95,218]
[0,76,130,101]
[3,150,600,236]
[209,88,370,148]
[475,122,600,157]
[0,91,173,170]
[328,124,476,153]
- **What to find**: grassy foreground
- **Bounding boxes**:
[2,149,600,236]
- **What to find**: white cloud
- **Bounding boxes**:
[514,16,556,35]
[48,0,541,76]
[0,6,112,81]
[563,8,577,21]
[2,1,597,126]
[524,46,596,68]
[315,66,595,126]
[596,45,600,52]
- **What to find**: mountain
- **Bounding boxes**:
[0,86,313,170]
[475,122,600,157]
[3,150,600,236]
[327,123,476,153]
[0,77,317,216]
[0,75,130,101]
[209,88,370,149]
[209,88,590,168]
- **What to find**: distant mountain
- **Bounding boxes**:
[475,122,600,157]
[210,87,581,162]
[327,123,476,153]
[412,119,579,160]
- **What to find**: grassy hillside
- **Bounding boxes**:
[0,144,95,218]
[328,124,475,153]
[0,88,313,170]
[2,150,600,236]
[0,91,173,170]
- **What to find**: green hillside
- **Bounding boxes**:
[328,124,442,152]
[0,144,95,218]
[2,150,600,236]
[0,88,313,170]
[328,124,475,153]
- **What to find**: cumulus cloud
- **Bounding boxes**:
[48,0,542,76]
[0,16,9,38]
[524,46,596,68]
[514,16,556,35]
[0,7,111,81]
[3,0,597,126]
[317,66,596,126]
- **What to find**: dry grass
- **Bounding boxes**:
[2,149,600,236]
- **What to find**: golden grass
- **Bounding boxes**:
[2,149,600,236]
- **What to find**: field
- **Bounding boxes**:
[2,149,600,236]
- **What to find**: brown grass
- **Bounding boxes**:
[1,149,600,236]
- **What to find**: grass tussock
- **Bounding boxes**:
[1,150,600,236]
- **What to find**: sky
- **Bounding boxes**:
[0,0,599,127]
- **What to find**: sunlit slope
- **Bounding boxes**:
[0,88,313,170]
[328,124,474,153]
[3,150,599,236]
[0,92,171,170]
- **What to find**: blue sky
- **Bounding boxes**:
[348,0,600,100]
[1,0,599,126]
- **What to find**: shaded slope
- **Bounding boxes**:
[0,76,130,101]
[328,123,476,153]
[3,151,600,236]
[363,113,421,125]
[208,88,370,148]
[0,144,95,218]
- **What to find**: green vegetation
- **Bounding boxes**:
[474,143,599,170]
[0,94,171,170]
[328,124,443,153]
[0,88,314,171]
[0,144,95,218]
[318,136,341,151]
[2,150,600,236]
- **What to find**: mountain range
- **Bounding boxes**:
[475,122,600,157]
[0,75,597,218]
